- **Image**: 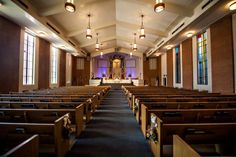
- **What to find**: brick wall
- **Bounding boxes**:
[38,38,50,89]
[0,16,21,93]
[210,15,234,93]
[167,50,173,87]
[182,38,193,89]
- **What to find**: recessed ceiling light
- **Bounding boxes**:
[0,2,3,7]
[165,45,173,50]
[185,31,195,38]
[229,2,236,10]
[38,31,47,37]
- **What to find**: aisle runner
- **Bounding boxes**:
[66,88,153,157]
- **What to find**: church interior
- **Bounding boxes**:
[1,0,236,157]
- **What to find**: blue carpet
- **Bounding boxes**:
[66,88,153,157]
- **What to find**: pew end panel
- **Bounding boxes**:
[173,135,201,157]
[54,114,76,157]
[1,134,39,157]
[75,104,85,136]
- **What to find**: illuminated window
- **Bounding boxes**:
[197,32,208,85]
[51,47,58,84]
[175,45,181,83]
[23,32,35,85]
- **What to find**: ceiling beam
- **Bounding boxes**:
[117,20,167,38]
[90,47,143,57]
[116,36,155,48]
[91,47,116,57]
[67,21,116,37]
[80,36,116,48]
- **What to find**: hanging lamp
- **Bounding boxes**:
[86,14,92,39]
[139,15,146,39]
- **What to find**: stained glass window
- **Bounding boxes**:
[197,32,208,85]
[175,45,181,83]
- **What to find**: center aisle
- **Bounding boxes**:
[66,87,153,157]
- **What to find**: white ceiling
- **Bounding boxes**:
[27,0,202,54]
[0,0,234,57]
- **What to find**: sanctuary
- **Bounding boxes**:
[89,52,144,86]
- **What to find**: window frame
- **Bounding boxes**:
[175,45,181,84]
[197,31,208,85]
[50,46,59,85]
[23,32,36,85]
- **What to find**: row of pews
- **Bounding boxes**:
[122,86,236,157]
[0,86,110,157]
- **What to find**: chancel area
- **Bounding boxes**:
[89,52,144,85]
[1,0,236,157]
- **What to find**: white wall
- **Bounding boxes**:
[18,29,39,92]
[233,14,236,93]
[66,53,72,86]
[192,29,212,92]
[172,44,183,88]
[161,53,167,86]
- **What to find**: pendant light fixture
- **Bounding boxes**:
[133,33,137,51]
[95,33,100,51]
[100,43,103,58]
[139,15,145,39]
[65,0,76,13]
[130,44,133,57]
[154,0,165,13]
[86,14,92,39]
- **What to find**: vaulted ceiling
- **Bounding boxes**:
[0,0,234,57]
[28,0,201,54]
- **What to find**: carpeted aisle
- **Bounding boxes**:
[66,87,153,157]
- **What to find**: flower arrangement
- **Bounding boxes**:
[146,114,158,142]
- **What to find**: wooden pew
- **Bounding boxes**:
[147,114,236,157]
[173,134,236,157]
[0,113,74,157]
[0,134,39,157]
[0,101,95,122]
[0,105,84,137]
[173,135,202,157]
[137,101,236,124]
[132,95,236,111]
[141,107,236,137]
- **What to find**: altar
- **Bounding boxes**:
[102,78,132,84]
[89,78,144,86]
